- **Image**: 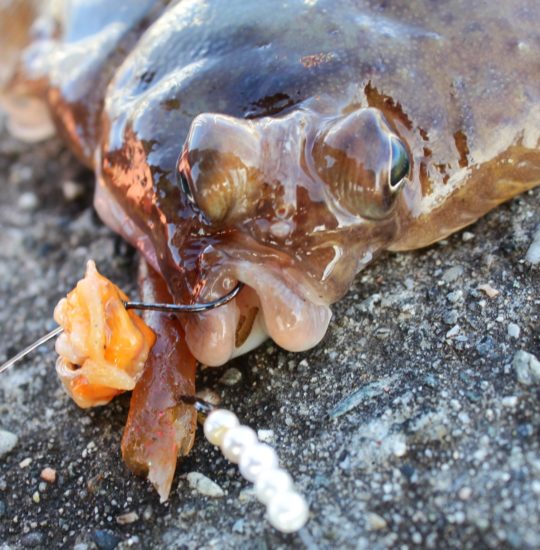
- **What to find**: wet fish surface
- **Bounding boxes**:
[0,0,538,499]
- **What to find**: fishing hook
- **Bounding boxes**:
[0,281,244,374]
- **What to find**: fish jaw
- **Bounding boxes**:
[173,107,404,365]
[182,261,333,366]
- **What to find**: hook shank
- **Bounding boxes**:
[125,282,244,313]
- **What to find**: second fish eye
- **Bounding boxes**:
[389,137,410,188]
[178,169,196,205]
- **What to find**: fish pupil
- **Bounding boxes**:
[390,137,410,188]
[179,170,196,205]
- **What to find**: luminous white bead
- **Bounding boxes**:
[203,409,239,446]
[221,425,258,463]
[267,491,309,533]
[238,443,279,483]
[254,468,293,505]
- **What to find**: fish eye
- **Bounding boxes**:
[178,169,196,206]
[390,137,410,189]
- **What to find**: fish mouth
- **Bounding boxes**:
[93,181,332,366]
[182,259,333,367]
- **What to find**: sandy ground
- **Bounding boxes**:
[0,123,538,549]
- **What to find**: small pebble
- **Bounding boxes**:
[507,323,521,339]
[20,532,44,548]
[502,396,518,408]
[477,284,500,298]
[219,367,242,386]
[0,429,18,457]
[459,487,472,500]
[450,399,462,411]
[517,423,534,438]
[40,467,56,483]
[476,336,495,357]
[442,266,464,282]
[232,519,245,534]
[462,231,475,242]
[257,429,275,443]
[92,529,122,550]
[142,505,153,521]
[446,325,460,338]
[392,439,408,457]
[18,191,39,211]
[513,350,540,385]
[19,457,32,468]
[116,511,139,525]
[446,290,463,303]
[366,512,387,530]
[443,310,459,325]
[32,491,40,504]
[186,472,225,497]
[526,226,540,264]
[62,180,85,201]
[122,536,141,547]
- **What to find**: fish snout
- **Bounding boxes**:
[312,107,410,220]
[179,113,263,224]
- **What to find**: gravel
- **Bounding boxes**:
[442,265,464,282]
[92,530,122,550]
[116,511,139,525]
[219,367,243,386]
[20,532,44,548]
[0,429,18,458]
[526,225,540,264]
[0,124,539,549]
[514,350,540,386]
[186,472,225,498]
[507,322,521,339]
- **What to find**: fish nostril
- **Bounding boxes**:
[389,136,410,191]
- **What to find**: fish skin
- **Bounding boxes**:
[1,0,539,498]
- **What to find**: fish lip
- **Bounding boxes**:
[202,240,329,308]
[178,240,332,364]
[236,263,327,307]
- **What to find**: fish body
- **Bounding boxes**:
[1,0,539,499]
[2,0,538,363]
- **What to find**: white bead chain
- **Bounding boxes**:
[204,408,309,533]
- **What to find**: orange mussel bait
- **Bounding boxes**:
[53,260,155,408]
